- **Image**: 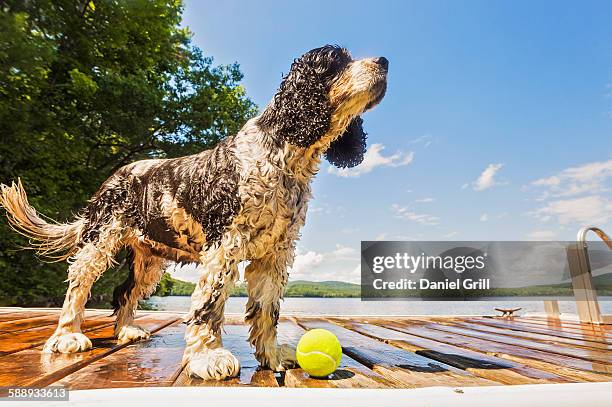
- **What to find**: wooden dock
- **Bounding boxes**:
[0,308,610,390]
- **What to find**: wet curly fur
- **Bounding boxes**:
[325,116,367,168]
[0,44,388,380]
[259,46,353,149]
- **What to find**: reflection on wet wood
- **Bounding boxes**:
[0,315,116,356]
[376,319,612,380]
[282,319,394,388]
[448,319,612,351]
[330,318,572,385]
[0,314,181,388]
[0,308,609,389]
[56,322,185,389]
[172,323,279,387]
[503,317,612,339]
[419,319,610,364]
[463,318,612,345]
[0,311,107,334]
[296,318,498,388]
[0,311,55,322]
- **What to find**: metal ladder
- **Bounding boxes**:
[544,226,612,325]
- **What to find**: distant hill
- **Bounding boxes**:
[592,272,612,287]
[284,280,360,298]
[156,272,612,299]
[154,274,360,298]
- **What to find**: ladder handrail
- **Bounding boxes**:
[577,226,612,251]
[543,226,610,324]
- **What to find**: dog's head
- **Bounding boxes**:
[258,45,388,168]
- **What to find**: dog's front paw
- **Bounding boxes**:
[263,344,298,371]
[186,348,240,380]
[43,332,92,354]
[116,325,151,345]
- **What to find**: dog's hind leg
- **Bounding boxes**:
[43,219,125,354]
[113,246,166,344]
[245,250,297,371]
[182,248,240,380]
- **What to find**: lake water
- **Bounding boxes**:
[145,295,612,316]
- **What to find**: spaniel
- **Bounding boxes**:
[0,45,388,380]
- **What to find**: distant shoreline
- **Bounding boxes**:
[157,274,612,299]
[155,275,362,298]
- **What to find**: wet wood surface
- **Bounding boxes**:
[462,317,612,345]
[0,308,609,390]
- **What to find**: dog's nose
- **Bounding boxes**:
[374,57,389,71]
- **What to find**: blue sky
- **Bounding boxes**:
[176,0,612,283]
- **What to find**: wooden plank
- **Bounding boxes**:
[444,319,612,351]
[520,317,612,331]
[465,317,612,345]
[0,310,108,335]
[55,322,185,389]
[521,316,612,332]
[419,319,611,364]
[0,311,56,323]
[379,319,612,380]
[173,319,395,389]
[173,323,278,387]
[296,318,499,388]
[517,317,612,336]
[502,319,612,342]
[330,318,571,385]
[0,314,181,388]
[0,315,117,356]
[281,319,394,388]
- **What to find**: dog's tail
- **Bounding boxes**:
[0,179,85,261]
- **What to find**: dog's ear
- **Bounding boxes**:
[325,116,367,168]
[258,54,333,148]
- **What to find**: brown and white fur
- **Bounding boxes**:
[0,45,388,380]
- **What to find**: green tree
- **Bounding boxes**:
[0,0,257,306]
[154,273,175,297]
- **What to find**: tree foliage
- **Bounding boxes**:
[0,0,256,306]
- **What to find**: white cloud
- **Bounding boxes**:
[373,233,418,241]
[288,246,360,283]
[168,263,199,283]
[444,231,459,238]
[531,159,612,198]
[470,163,504,191]
[531,195,612,225]
[410,135,434,148]
[480,213,489,222]
[532,176,561,187]
[309,203,346,217]
[414,197,436,203]
[526,229,557,240]
[529,160,612,227]
[375,233,388,241]
[170,246,362,284]
[290,249,324,275]
[391,204,440,225]
[332,244,356,257]
[328,143,414,178]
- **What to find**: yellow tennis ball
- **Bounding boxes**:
[296,328,342,377]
